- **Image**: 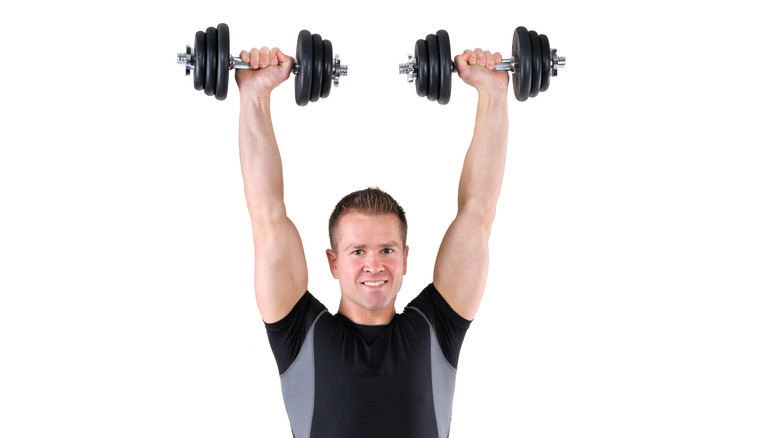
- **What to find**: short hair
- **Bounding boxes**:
[328,187,408,250]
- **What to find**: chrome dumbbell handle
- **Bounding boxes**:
[177,48,348,86]
[229,56,296,72]
[399,50,566,81]
[177,49,289,72]
[484,49,566,72]
[463,50,566,72]
[231,56,349,84]
[230,56,252,70]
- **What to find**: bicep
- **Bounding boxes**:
[433,212,491,321]
[253,217,308,323]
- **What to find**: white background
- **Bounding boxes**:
[1,1,778,436]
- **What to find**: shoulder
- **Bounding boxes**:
[405,284,472,328]
[265,291,328,333]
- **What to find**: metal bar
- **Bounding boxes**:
[232,57,251,70]
[450,58,515,72]
[493,59,514,71]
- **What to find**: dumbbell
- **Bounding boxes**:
[398,27,565,104]
[177,23,348,105]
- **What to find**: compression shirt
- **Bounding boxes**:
[265,283,471,438]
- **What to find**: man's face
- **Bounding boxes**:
[327,212,409,314]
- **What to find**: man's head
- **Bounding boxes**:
[326,188,409,322]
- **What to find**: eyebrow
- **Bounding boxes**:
[346,242,401,251]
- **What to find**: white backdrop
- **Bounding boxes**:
[1,0,778,436]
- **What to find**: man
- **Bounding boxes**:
[235,43,508,437]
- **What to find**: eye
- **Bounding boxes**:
[382,248,394,254]
[352,249,365,256]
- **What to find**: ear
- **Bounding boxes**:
[402,245,409,275]
[326,249,339,279]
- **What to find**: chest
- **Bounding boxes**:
[308,316,440,436]
[314,315,434,377]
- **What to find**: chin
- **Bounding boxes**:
[359,288,397,310]
[360,294,391,311]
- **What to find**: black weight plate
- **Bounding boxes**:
[511,26,532,102]
[309,34,323,103]
[436,30,452,105]
[193,31,206,90]
[528,30,542,98]
[321,39,333,98]
[539,34,551,92]
[414,39,429,97]
[295,30,313,106]
[215,23,230,101]
[425,34,440,102]
[204,26,217,96]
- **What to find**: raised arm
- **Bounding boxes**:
[433,49,509,320]
[236,47,307,323]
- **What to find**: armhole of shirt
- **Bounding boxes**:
[264,291,327,374]
[406,283,472,369]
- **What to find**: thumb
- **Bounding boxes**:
[454,52,471,79]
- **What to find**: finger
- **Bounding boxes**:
[259,46,270,68]
[485,50,494,69]
[494,51,503,65]
[469,49,478,65]
[269,47,280,66]
[474,48,485,66]
[240,50,250,64]
[249,47,261,69]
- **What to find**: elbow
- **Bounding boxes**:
[248,204,290,233]
[458,199,498,231]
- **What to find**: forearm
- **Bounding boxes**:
[238,92,287,226]
[457,90,509,220]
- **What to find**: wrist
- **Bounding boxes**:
[239,89,272,108]
[477,87,509,104]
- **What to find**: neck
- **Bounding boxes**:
[338,298,396,325]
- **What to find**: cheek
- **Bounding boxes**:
[389,257,406,274]
[342,260,362,278]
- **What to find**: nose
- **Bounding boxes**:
[363,254,385,274]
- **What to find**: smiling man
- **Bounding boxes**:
[236,44,508,438]
[326,200,410,324]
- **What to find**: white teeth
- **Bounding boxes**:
[364,281,386,287]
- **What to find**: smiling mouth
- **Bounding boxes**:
[362,281,387,287]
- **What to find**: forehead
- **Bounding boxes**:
[336,212,404,247]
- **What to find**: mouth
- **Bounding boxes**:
[362,280,388,288]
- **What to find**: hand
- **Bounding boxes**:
[235,47,294,98]
[454,48,509,96]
